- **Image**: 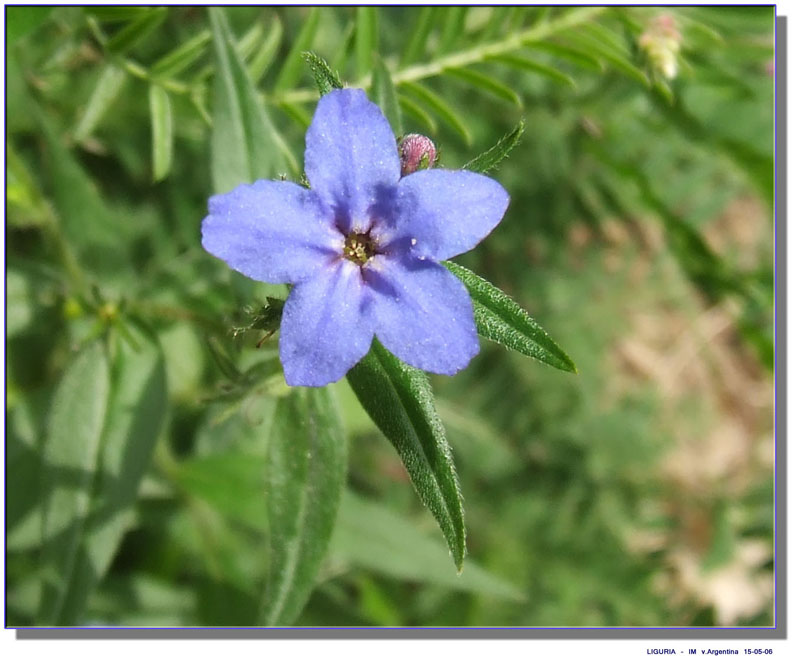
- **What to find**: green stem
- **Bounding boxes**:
[273,6,607,105]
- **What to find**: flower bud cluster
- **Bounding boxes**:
[639,14,682,80]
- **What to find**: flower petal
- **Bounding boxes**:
[384,169,510,261]
[280,260,375,386]
[367,257,479,374]
[201,180,342,284]
[304,89,401,234]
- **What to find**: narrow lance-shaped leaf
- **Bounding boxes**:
[279,101,312,129]
[400,81,471,145]
[444,261,578,373]
[209,7,296,193]
[235,22,264,63]
[524,40,604,72]
[372,54,402,135]
[400,6,435,66]
[106,7,167,54]
[263,387,347,626]
[462,120,525,174]
[435,7,469,55]
[38,341,110,624]
[73,63,127,142]
[301,51,343,97]
[149,84,173,181]
[84,6,148,23]
[151,29,212,78]
[273,7,321,92]
[444,66,522,106]
[331,492,524,601]
[248,18,283,84]
[399,95,437,135]
[489,53,577,89]
[565,31,650,87]
[355,6,378,80]
[346,340,466,571]
[53,325,167,625]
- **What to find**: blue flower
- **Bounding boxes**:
[202,89,509,387]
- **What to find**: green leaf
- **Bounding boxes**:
[151,29,212,78]
[346,340,466,571]
[462,120,525,174]
[355,7,378,80]
[106,7,168,54]
[279,101,312,129]
[73,63,127,142]
[36,103,132,279]
[566,32,650,87]
[478,6,514,41]
[301,51,343,97]
[263,387,348,626]
[444,66,523,105]
[489,53,577,88]
[372,54,403,135]
[248,19,283,84]
[6,140,53,229]
[331,492,524,601]
[400,81,471,145]
[523,40,604,71]
[401,6,435,66]
[149,84,173,182]
[52,326,167,625]
[38,341,110,624]
[435,7,469,56]
[174,452,269,533]
[273,7,321,92]
[235,22,264,63]
[444,261,577,373]
[6,6,52,44]
[398,95,437,135]
[209,7,296,193]
[85,7,149,23]
[6,268,36,338]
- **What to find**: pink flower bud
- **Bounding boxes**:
[399,133,437,176]
[639,13,682,80]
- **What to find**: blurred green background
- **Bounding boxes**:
[6,6,774,627]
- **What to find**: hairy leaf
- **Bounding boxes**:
[209,7,296,192]
[347,340,466,571]
[445,261,577,373]
[52,326,167,625]
[263,387,347,625]
[301,51,343,97]
[462,120,525,174]
[38,341,110,624]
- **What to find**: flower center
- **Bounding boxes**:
[342,232,377,266]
